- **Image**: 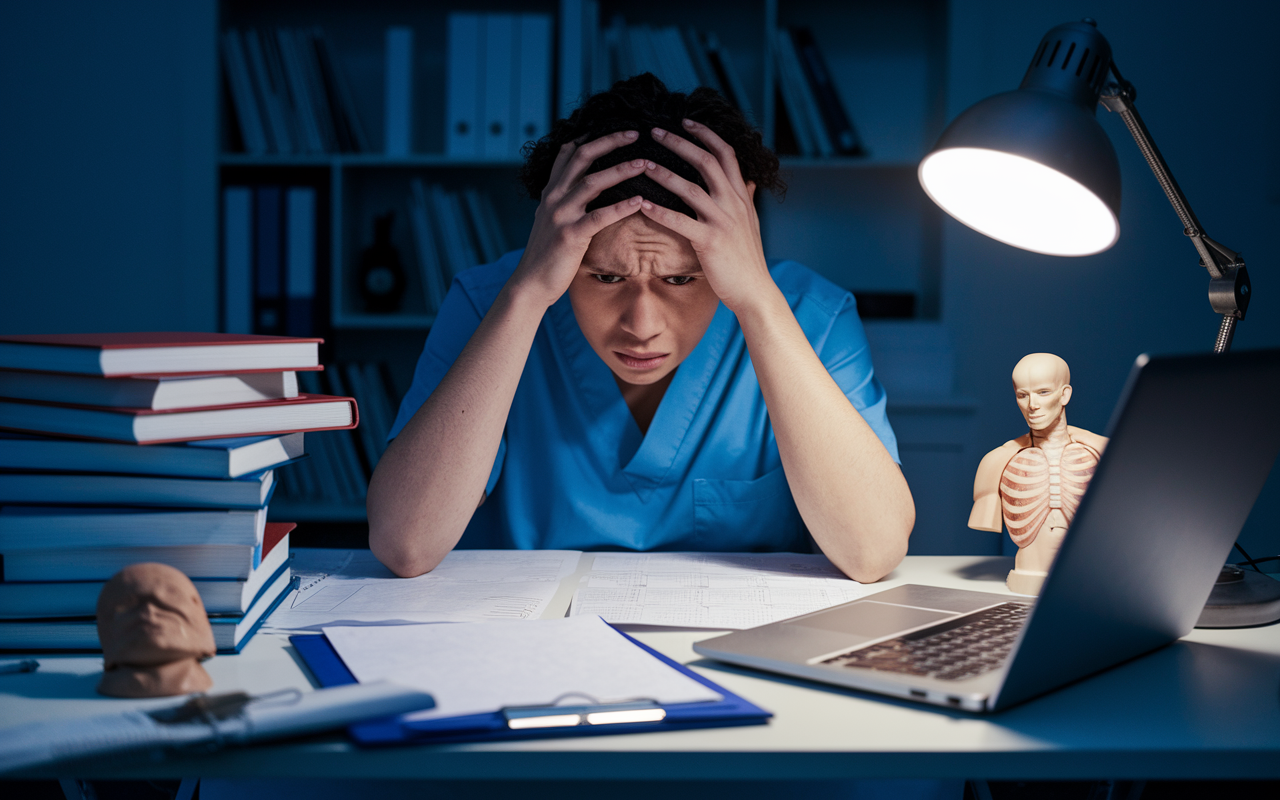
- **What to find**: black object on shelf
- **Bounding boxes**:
[853,292,916,320]
[357,212,407,313]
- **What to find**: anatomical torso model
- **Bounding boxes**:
[969,354,1108,595]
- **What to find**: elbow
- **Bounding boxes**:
[366,487,446,578]
[835,498,914,584]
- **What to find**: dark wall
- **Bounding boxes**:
[0,0,217,334]
[945,0,1280,557]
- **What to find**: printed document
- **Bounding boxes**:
[263,549,581,631]
[324,615,722,721]
[570,552,880,629]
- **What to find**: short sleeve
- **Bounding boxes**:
[386,274,507,496]
[818,295,900,464]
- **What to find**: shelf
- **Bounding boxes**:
[332,311,435,330]
[778,157,920,170]
[220,154,525,168]
[269,501,367,523]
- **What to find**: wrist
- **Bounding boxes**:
[726,281,790,329]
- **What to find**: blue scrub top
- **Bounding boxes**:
[388,250,898,553]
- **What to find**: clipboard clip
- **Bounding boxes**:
[501,699,666,730]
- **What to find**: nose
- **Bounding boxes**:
[618,284,664,343]
[1028,394,1040,410]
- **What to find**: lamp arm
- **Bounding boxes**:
[1099,64,1251,353]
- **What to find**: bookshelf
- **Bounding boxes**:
[219,0,952,524]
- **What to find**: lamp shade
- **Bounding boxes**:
[919,20,1122,257]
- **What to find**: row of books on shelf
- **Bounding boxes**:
[558,1,754,123]
[272,362,397,509]
[222,27,369,156]
[774,27,865,158]
[407,181,510,316]
[223,184,318,336]
[0,332,359,653]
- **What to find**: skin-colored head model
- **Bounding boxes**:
[96,562,215,697]
[1011,353,1072,432]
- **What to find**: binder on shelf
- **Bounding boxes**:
[516,14,553,149]
[254,186,284,334]
[481,14,517,159]
[384,27,414,157]
[285,187,317,337]
[445,13,483,158]
[408,179,446,313]
[289,626,770,745]
[222,186,254,334]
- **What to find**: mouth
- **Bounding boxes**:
[614,350,669,370]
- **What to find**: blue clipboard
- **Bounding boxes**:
[290,626,771,746]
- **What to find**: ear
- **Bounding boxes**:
[1060,384,1073,406]
[746,180,757,199]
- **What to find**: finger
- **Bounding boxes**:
[557,129,640,191]
[637,199,701,243]
[571,195,644,238]
[640,160,721,221]
[561,158,649,211]
[650,127,734,200]
[544,142,578,198]
[679,118,750,198]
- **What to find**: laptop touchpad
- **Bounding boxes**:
[794,601,954,639]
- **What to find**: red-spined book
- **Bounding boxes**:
[0,394,358,444]
[0,332,322,377]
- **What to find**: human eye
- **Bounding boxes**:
[593,274,624,284]
[663,276,695,286]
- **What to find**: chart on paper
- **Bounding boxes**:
[263,549,581,631]
[570,552,880,629]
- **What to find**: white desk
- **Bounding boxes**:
[3,554,1279,781]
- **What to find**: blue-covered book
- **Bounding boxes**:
[0,432,305,479]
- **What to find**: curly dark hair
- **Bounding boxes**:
[518,73,783,219]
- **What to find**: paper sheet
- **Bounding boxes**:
[262,549,581,631]
[570,552,881,629]
[324,615,721,721]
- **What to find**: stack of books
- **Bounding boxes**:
[0,332,359,653]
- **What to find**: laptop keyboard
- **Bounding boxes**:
[820,602,1030,682]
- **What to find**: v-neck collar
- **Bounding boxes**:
[547,296,735,502]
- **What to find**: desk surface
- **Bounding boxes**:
[3,554,1278,781]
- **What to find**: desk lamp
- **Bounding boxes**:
[917,18,1279,627]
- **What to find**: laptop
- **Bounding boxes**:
[693,349,1280,712]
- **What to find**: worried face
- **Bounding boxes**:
[568,215,720,388]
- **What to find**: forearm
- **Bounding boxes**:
[735,289,914,583]
[367,284,547,576]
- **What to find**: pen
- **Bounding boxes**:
[0,659,39,675]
